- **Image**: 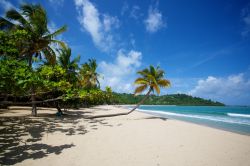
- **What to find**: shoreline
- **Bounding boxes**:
[128,105,250,136]
[141,110,250,136]
[1,105,250,166]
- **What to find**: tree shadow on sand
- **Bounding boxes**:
[0,110,114,165]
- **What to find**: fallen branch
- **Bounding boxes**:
[0,97,63,105]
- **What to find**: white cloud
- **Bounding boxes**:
[121,3,142,19]
[189,73,250,105]
[99,49,142,93]
[144,5,165,33]
[241,4,250,37]
[130,5,142,19]
[103,14,120,32]
[74,0,119,52]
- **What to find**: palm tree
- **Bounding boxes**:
[87,65,170,119]
[0,3,67,66]
[80,59,100,89]
[0,3,67,116]
[58,47,80,85]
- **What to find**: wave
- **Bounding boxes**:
[227,113,250,118]
[138,109,250,126]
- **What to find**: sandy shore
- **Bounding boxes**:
[0,105,250,166]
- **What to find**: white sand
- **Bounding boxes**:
[0,105,250,166]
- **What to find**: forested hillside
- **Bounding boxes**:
[113,93,225,106]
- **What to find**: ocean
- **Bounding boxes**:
[137,105,250,135]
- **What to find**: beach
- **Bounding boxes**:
[1,105,250,166]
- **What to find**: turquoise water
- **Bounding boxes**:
[138,105,250,135]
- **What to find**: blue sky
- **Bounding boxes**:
[1,0,250,105]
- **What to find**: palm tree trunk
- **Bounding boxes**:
[86,88,152,119]
[29,56,37,116]
[31,86,37,116]
[55,101,63,115]
[1,94,9,109]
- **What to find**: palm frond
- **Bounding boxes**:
[149,65,156,76]
[134,85,148,95]
[157,79,171,87]
[156,69,165,78]
[152,84,160,94]
[21,4,34,15]
[45,25,67,39]
[72,55,80,64]
[134,78,148,85]
[50,39,67,49]
[42,46,56,65]
[6,9,29,28]
[134,65,171,96]
[30,6,48,35]
[137,68,150,77]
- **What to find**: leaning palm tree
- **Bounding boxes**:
[87,65,170,119]
[80,59,100,89]
[0,3,67,116]
[58,47,80,85]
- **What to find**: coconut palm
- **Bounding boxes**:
[57,47,80,85]
[80,59,100,89]
[0,3,67,66]
[0,3,67,116]
[87,65,170,119]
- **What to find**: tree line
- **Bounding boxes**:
[112,93,225,106]
[0,3,113,116]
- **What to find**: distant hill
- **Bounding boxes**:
[113,93,225,106]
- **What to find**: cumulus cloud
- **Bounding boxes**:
[74,0,119,52]
[241,4,250,37]
[189,73,250,105]
[99,49,142,93]
[144,5,165,33]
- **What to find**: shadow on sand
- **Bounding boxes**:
[0,109,114,165]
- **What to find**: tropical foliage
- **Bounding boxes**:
[0,3,66,65]
[79,59,100,89]
[0,3,113,115]
[134,65,171,95]
[0,30,31,58]
[57,47,80,85]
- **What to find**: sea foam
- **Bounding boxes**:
[139,109,250,126]
[227,113,250,118]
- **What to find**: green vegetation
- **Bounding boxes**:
[113,93,225,106]
[0,3,113,116]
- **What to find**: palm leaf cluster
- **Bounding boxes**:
[0,3,66,65]
[80,59,100,89]
[57,47,80,84]
[134,65,170,95]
